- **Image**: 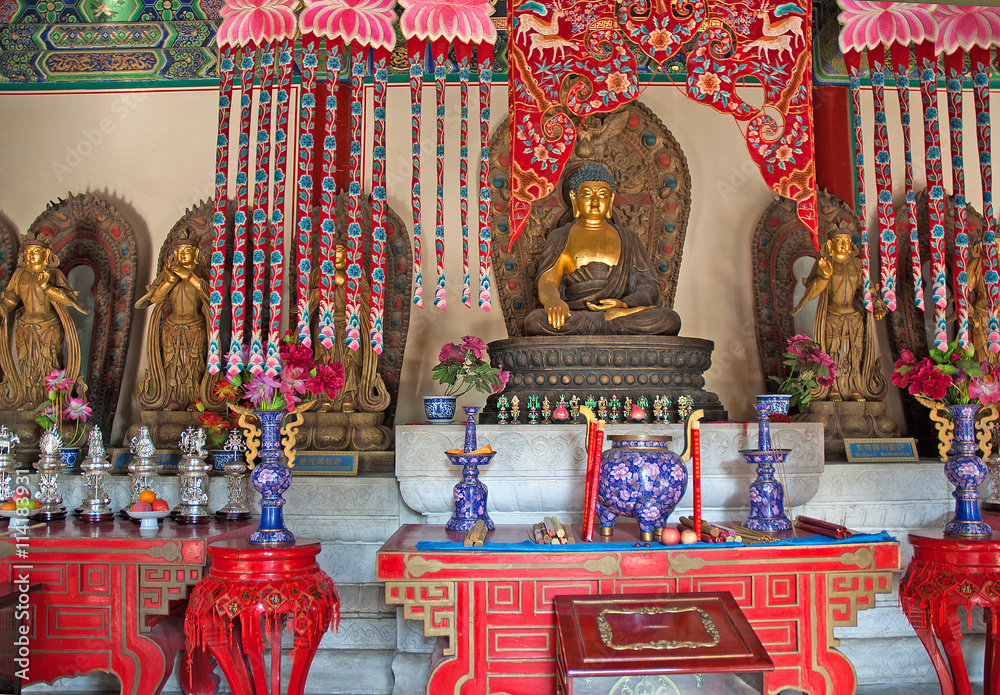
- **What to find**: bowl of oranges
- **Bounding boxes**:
[0,491,40,528]
[127,489,170,531]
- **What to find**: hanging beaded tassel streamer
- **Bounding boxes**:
[248,44,276,376]
[477,42,494,312]
[228,44,256,378]
[408,38,425,309]
[891,43,924,312]
[370,47,389,353]
[867,44,896,312]
[843,49,875,313]
[295,37,319,349]
[457,42,472,307]
[944,50,971,351]
[317,39,342,350]
[916,41,949,351]
[207,44,236,375]
[432,37,448,310]
[970,46,1000,353]
[266,43,293,376]
[345,43,366,351]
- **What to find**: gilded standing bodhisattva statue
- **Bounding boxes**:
[792,228,888,402]
[135,240,209,411]
[0,242,86,409]
[524,163,681,336]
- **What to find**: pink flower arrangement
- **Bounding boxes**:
[770,335,837,412]
[891,341,1000,407]
[432,336,509,398]
[212,332,345,412]
[34,369,91,447]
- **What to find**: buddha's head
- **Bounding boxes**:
[568,163,617,223]
[22,243,51,270]
[172,242,199,267]
[827,232,856,261]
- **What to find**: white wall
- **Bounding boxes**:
[0,80,776,438]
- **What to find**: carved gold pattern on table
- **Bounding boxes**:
[383,580,458,656]
[597,606,720,651]
[137,564,204,633]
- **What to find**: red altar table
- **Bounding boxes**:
[184,538,339,695]
[0,517,252,695]
[376,524,900,695]
[899,529,1000,695]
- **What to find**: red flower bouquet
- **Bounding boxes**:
[891,341,1000,407]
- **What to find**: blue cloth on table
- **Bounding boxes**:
[415,531,896,552]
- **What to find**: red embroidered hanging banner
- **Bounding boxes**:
[507,0,817,249]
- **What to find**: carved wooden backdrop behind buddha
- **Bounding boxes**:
[488,100,691,337]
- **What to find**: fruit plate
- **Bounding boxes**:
[127,509,172,531]
[0,507,40,528]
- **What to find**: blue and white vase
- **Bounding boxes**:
[757,393,792,417]
[60,446,80,470]
[445,407,495,532]
[942,404,992,537]
[212,448,237,472]
[248,409,294,545]
[424,395,458,424]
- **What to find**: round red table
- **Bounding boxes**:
[899,530,1000,695]
[184,538,339,695]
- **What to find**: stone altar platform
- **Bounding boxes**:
[395,421,825,524]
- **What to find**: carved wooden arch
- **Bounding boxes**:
[0,216,18,291]
[889,190,986,439]
[22,193,138,436]
[137,199,233,411]
[286,193,412,426]
[752,190,859,387]
[488,99,692,337]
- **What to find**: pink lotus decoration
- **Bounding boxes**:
[934,5,1000,54]
[300,0,397,49]
[218,0,298,46]
[399,0,497,44]
[837,1,937,52]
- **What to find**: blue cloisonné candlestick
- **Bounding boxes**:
[740,401,792,532]
[445,406,496,532]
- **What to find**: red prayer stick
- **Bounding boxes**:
[582,420,597,542]
[692,424,701,537]
[584,422,605,543]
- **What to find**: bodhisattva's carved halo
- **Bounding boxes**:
[17,243,60,268]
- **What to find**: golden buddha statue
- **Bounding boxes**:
[135,239,209,411]
[524,163,681,336]
[312,243,390,414]
[0,242,87,409]
[792,227,887,402]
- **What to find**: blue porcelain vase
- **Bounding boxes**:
[60,446,80,470]
[249,409,294,545]
[597,436,687,541]
[445,407,495,532]
[943,404,992,537]
[212,448,237,472]
[757,393,792,417]
[424,395,458,424]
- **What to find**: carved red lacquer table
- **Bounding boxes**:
[184,538,339,695]
[0,517,252,695]
[376,524,900,695]
[899,529,1000,695]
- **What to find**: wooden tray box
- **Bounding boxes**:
[554,592,773,695]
